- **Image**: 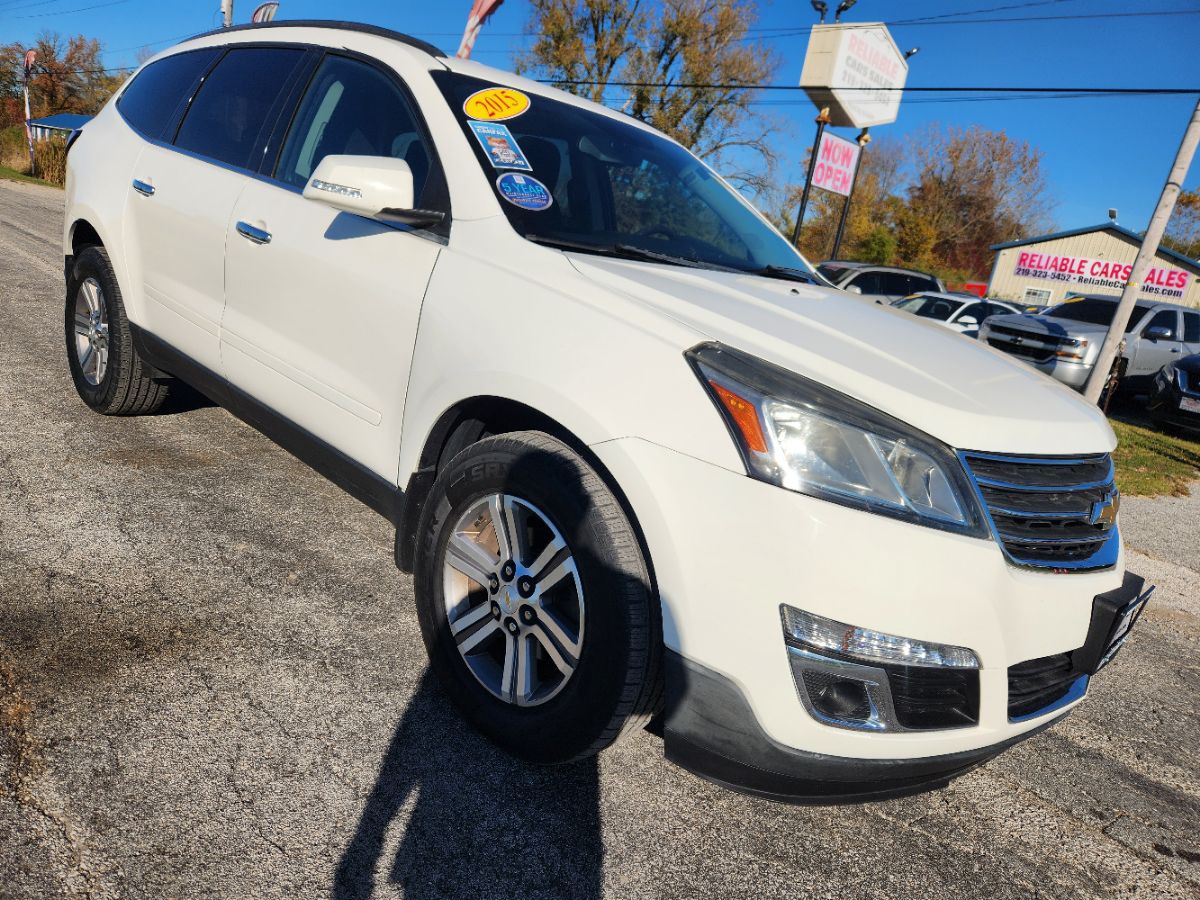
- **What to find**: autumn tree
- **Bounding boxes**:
[0,33,124,127]
[517,0,779,191]
[1164,187,1200,261]
[902,124,1051,276]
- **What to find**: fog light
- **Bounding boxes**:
[803,671,871,721]
[780,605,979,669]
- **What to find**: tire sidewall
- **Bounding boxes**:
[414,436,646,763]
[65,247,124,410]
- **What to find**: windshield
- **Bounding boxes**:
[1044,297,1153,331]
[894,294,963,321]
[433,72,817,278]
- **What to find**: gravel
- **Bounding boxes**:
[2,179,1198,898]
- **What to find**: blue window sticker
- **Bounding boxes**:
[496,172,553,211]
[468,121,532,171]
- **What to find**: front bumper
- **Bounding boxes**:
[590,438,1135,768]
[662,573,1148,803]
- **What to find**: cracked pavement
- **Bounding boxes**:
[1,178,1198,898]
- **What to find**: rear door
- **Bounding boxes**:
[221,53,449,479]
[123,45,308,372]
[1182,310,1200,356]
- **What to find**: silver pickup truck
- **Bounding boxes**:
[979,294,1200,391]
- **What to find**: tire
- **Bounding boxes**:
[65,245,172,415]
[413,431,662,763]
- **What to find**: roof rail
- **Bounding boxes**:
[187,19,445,58]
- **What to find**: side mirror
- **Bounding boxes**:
[302,155,444,228]
[957,315,979,327]
[1144,325,1174,341]
[844,284,863,295]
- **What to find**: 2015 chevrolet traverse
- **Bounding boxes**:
[61,21,1151,802]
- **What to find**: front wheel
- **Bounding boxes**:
[413,431,661,763]
[65,245,172,415]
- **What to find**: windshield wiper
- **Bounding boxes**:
[523,234,738,272]
[749,264,818,285]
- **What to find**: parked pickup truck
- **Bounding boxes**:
[980,294,1200,391]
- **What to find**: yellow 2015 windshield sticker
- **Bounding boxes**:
[464,87,531,122]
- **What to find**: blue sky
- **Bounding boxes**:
[3,0,1198,231]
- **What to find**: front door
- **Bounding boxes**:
[1129,309,1184,378]
[220,53,448,479]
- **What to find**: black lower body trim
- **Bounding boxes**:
[662,650,1065,805]
[130,324,403,524]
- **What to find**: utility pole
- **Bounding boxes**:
[22,49,36,177]
[1083,97,1200,406]
[830,128,870,259]
[221,0,234,27]
[791,107,830,249]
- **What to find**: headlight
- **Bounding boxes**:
[687,342,987,536]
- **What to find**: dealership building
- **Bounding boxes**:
[986,222,1200,308]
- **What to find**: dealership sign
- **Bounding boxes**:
[811,132,860,196]
[800,23,908,128]
[1013,251,1191,299]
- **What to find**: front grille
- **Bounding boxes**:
[1008,652,1075,718]
[961,452,1119,570]
[988,338,1053,362]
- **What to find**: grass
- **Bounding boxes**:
[0,165,59,188]
[1111,418,1200,497]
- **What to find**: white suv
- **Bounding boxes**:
[62,21,1151,803]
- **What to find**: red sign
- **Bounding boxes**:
[1014,251,1191,299]
[810,132,859,197]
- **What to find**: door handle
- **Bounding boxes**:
[236,221,272,245]
[131,179,155,197]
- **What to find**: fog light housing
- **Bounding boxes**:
[782,605,981,732]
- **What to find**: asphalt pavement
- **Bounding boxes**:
[1,178,1198,898]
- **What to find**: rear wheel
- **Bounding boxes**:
[65,245,172,415]
[413,431,661,763]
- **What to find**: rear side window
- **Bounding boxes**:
[174,47,305,170]
[275,55,430,199]
[876,272,914,295]
[1184,311,1200,343]
[847,272,881,294]
[910,276,940,293]
[118,49,219,140]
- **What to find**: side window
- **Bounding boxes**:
[1183,311,1200,344]
[117,49,219,140]
[275,55,431,203]
[1142,309,1179,340]
[876,273,912,296]
[848,272,881,294]
[174,47,305,170]
[913,276,940,294]
[957,302,984,322]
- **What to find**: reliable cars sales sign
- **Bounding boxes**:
[800,23,909,128]
[811,132,860,196]
[1014,251,1192,300]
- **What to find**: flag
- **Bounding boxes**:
[456,0,504,59]
[251,2,279,23]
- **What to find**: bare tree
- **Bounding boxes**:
[517,0,780,191]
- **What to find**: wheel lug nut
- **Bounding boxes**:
[490,601,502,620]
[505,618,519,635]
[520,607,535,623]
[502,561,515,580]
[517,576,534,597]
[488,574,500,594]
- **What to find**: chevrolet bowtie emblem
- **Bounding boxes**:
[1089,491,1120,527]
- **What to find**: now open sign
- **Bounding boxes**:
[811,132,860,197]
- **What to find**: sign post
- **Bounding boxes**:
[829,128,869,259]
[791,108,830,248]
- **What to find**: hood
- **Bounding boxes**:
[567,256,1115,455]
[983,313,1109,342]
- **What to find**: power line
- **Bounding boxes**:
[544,81,1200,94]
[10,0,128,17]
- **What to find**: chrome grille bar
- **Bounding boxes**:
[959,451,1120,572]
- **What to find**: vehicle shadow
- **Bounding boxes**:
[332,669,604,899]
[333,443,632,900]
